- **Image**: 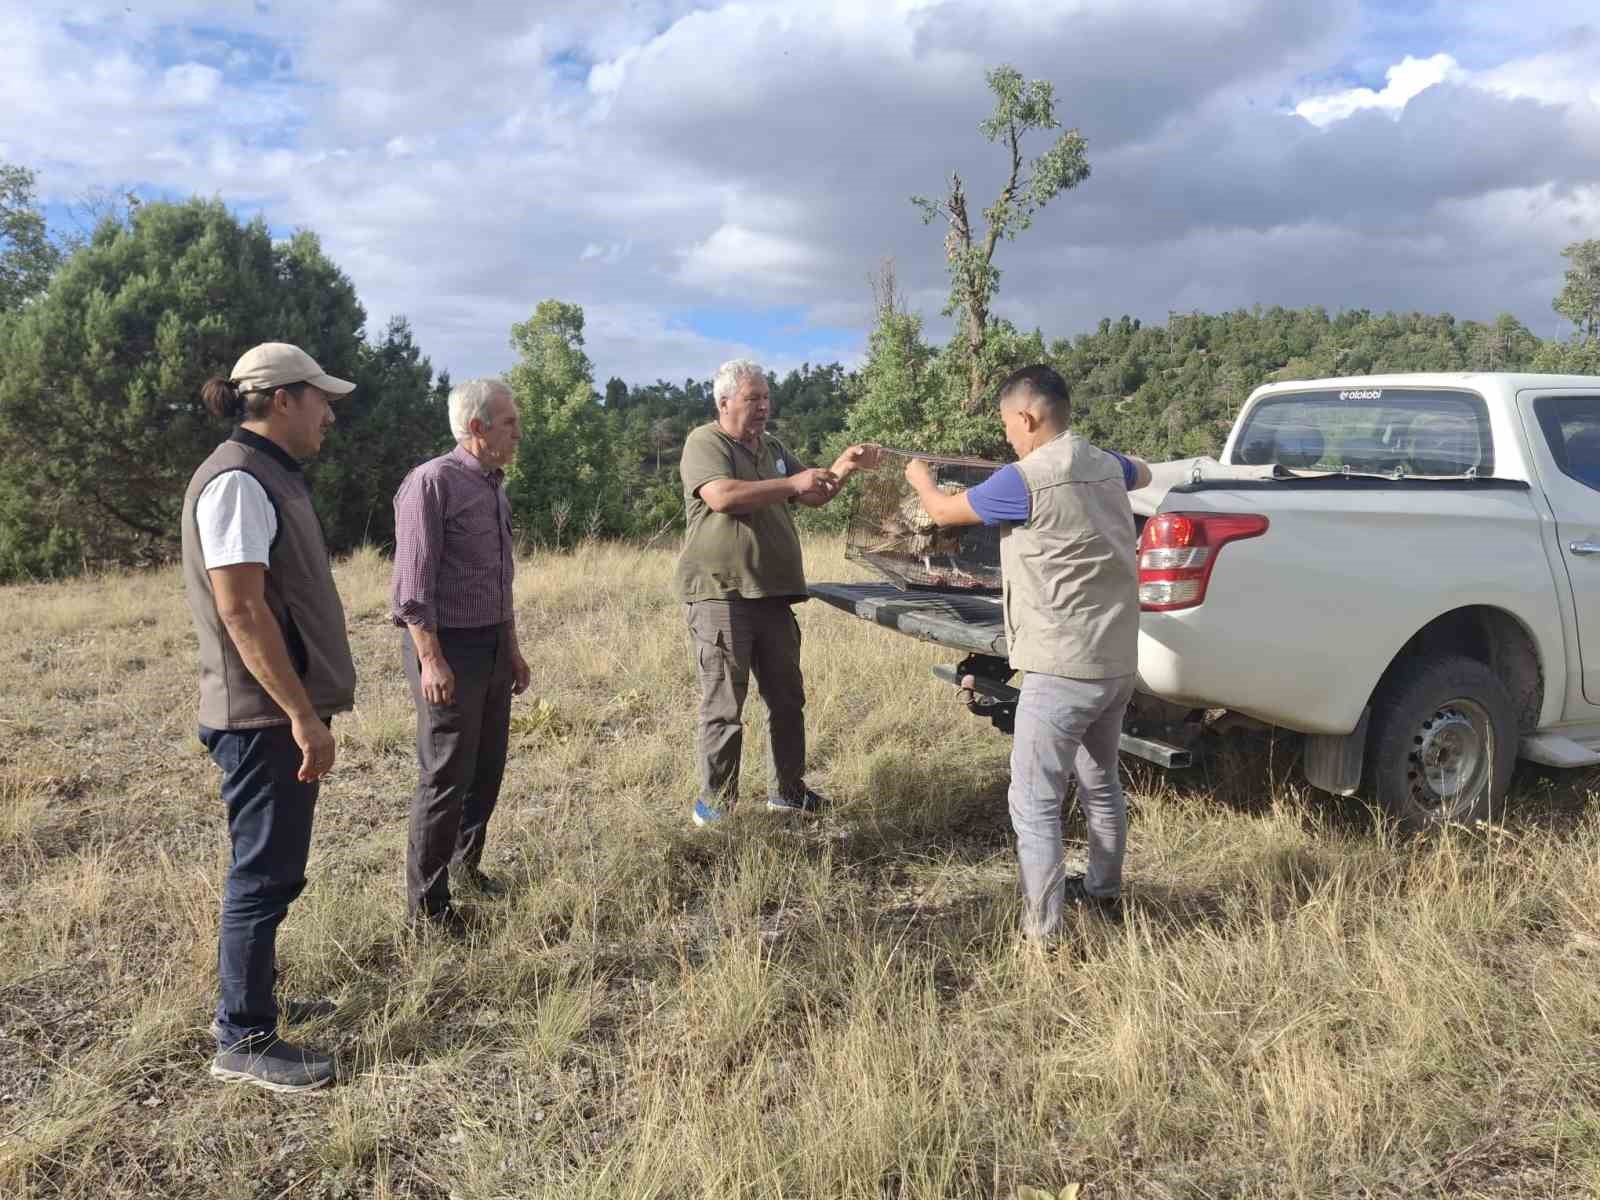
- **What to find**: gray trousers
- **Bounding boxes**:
[1008,671,1136,938]
[686,598,807,807]
[402,624,515,916]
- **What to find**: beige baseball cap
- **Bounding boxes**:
[229,342,356,396]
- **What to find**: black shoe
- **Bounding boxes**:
[767,788,825,815]
[211,998,336,1045]
[409,906,472,941]
[209,1036,334,1094]
[452,866,509,899]
[1063,874,1123,922]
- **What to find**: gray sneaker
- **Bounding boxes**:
[209,1036,334,1094]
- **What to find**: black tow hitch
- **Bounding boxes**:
[931,654,1018,734]
[929,655,1196,768]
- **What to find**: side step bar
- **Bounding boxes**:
[1519,732,1600,768]
[1118,732,1193,770]
[930,665,1192,768]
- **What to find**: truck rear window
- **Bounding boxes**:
[1231,388,1493,477]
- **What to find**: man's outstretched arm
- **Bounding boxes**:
[904,458,984,527]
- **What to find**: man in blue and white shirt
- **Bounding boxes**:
[906,364,1150,938]
[182,342,357,1093]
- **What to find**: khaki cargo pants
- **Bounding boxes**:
[686,597,807,808]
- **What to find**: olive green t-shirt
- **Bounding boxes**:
[674,423,809,603]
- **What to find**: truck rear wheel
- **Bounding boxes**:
[1365,654,1517,831]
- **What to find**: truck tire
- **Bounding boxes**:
[1365,654,1517,832]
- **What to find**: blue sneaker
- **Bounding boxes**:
[692,800,729,827]
[766,789,825,815]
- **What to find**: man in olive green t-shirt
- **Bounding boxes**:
[675,358,879,826]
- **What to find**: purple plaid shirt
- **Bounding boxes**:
[391,446,515,630]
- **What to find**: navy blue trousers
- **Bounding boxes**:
[199,723,320,1049]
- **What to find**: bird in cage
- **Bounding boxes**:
[863,482,968,559]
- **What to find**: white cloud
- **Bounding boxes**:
[586,48,637,98]
[0,10,303,194]
[676,224,829,294]
[580,242,632,265]
[1294,53,1461,126]
[4,0,1600,389]
[161,62,222,107]
[1476,32,1600,109]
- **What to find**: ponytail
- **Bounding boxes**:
[200,376,277,422]
[200,376,242,421]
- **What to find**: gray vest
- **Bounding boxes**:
[999,431,1139,679]
[181,434,357,729]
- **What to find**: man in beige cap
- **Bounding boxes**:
[181,342,357,1093]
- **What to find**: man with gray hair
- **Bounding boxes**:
[391,378,531,935]
[675,358,880,826]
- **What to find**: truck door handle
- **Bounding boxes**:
[1571,541,1600,556]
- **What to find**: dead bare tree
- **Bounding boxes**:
[913,66,1090,412]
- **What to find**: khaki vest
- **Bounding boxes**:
[181,434,357,729]
[1000,431,1139,679]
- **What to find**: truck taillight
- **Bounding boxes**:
[1138,512,1268,611]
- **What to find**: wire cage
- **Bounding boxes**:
[845,448,1005,591]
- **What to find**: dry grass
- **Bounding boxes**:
[1,536,1599,1198]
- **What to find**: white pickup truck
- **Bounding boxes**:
[811,372,1600,830]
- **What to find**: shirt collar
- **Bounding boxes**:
[449,443,504,485]
[230,426,303,474]
[717,424,769,460]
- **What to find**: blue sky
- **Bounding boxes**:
[3,0,1598,385]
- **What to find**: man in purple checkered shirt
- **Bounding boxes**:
[391,377,531,936]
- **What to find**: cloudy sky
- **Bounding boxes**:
[3,1,1598,385]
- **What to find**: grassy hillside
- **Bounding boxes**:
[2,538,1599,1198]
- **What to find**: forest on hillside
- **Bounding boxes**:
[615,304,1564,479]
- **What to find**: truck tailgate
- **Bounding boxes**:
[808,582,1007,656]
[809,581,1194,767]
[1140,477,1553,733]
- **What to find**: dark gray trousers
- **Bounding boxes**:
[402,623,515,916]
[686,598,807,807]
